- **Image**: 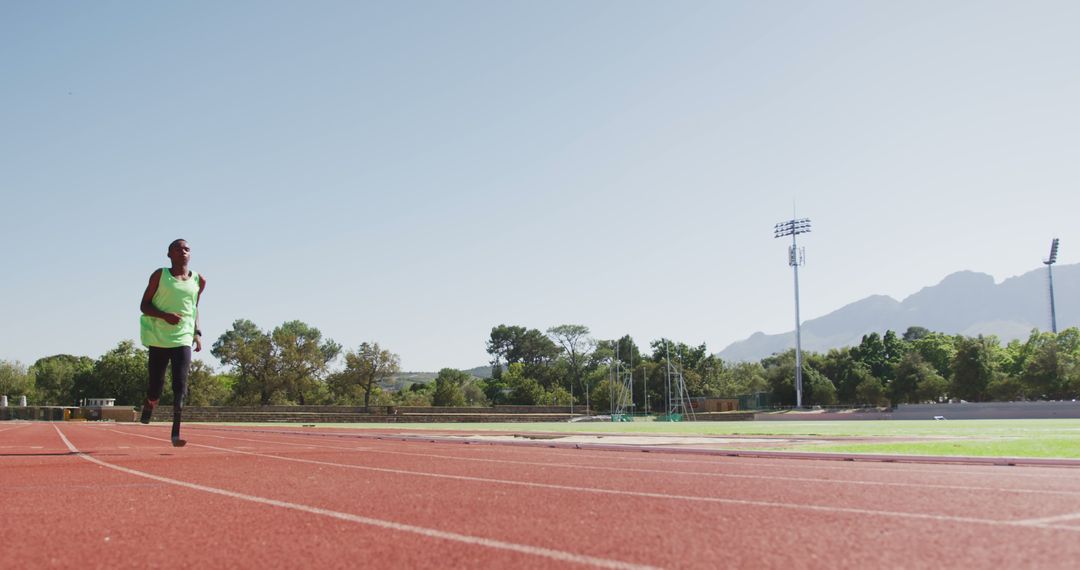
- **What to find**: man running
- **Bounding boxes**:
[139,238,206,447]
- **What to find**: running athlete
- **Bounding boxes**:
[139,239,206,447]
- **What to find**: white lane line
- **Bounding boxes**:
[192,430,1080,499]
[52,425,654,570]
[198,433,373,452]
[466,445,1080,479]
[1015,512,1080,526]
[8,482,165,491]
[105,428,1080,533]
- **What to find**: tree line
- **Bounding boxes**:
[3,320,1080,410]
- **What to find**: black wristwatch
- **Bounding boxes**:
[195,329,203,337]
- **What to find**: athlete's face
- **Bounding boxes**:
[168,241,191,265]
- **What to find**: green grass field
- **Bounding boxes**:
[217,418,1080,459]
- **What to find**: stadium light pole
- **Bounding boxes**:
[774,218,811,408]
[1044,238,1060,334]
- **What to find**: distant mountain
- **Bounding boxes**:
[718,263,1079,362]
[464,365,493,379]
[381,366,491,390]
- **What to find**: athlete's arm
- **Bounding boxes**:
[140,269,182,325]
[193,274,207,352]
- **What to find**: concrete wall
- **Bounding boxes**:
[892,401,1080,420]
[754,410,892,421]
[148,405,589,423]
[0,406,78,421]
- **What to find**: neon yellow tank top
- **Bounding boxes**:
[140,268,201,348]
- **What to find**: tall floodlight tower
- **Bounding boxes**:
[1044,238,1060,333]
[774,217,811,408]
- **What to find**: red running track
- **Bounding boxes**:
[3,422,1080,569]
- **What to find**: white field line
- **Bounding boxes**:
[194,430,1080,499]
[106,428,1080,533]
[52,425,655,570]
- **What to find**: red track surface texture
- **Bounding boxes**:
[4,422,1080,569]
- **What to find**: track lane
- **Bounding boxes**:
[10,423,1080,569]
[188,427,1080,500]
[190,424,1080,486]
[126,425,1080,524]
[52,424,658,570]
[86,425,1080,565]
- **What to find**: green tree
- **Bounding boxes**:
[184,362,233,406]
[486,324,524,377]
[211,319,338,405]
[1055,329,1080,398]
[692,355,724,397]
[805,367,838,405]
[710,361,768,398]
[487,325,560,372]
[851,333,889,381]
[951,335,998,402]
[432,368,469,407]
[648,339,709,372]
[987,373,1025,401]
[915,373,950,403]
[479,374,511,406]
[892,352,946,404]
[1017,330,1080,399]
[339,342,401,412]
[395,382,433,406]
[587,378,631,414]
[763,349,836,406]
[911,333,957,378]
[0,360,35,402]
[212,319,279,404]
[546,324,594,403]
[819,347,862,404]
[461,379,489,407]
[546,384,573,406]
[630,361,661,414]
[882,330,907,380]
[272,320,341,405]
[502,362,546,405]
[30,355,93,405]
[854,376,888,406]
[87,341,148,405]
[325,371,353,404]
[591,335,641,369]
[902,326,932,342]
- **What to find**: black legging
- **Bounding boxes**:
[147,346,191,438]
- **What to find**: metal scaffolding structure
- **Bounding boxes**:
[664,341,695,421]
[611,344,635,421]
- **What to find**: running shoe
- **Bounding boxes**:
[140,399,157,424]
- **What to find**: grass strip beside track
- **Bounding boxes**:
[803,437,1080,458]
[181,418,1080,459]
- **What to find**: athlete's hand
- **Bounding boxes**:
[163,313,182,325]
[194,336,203,353]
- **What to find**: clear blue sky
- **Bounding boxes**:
[2,1,1078,371]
